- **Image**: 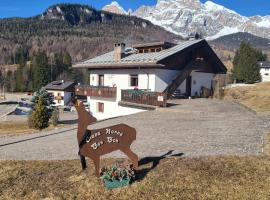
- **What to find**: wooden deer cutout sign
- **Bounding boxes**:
[74,100,138,177]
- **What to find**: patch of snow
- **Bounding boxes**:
[204,1,238,15]
[254,19,270,28]
[56,6,62,13]
[206,26,240,40]
[85,9,90,14]
[103,1,127,14]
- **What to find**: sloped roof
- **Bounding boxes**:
[72,39,227,74]
[257,61,270,68]
[73,39,204,68]
[44,80,75,91]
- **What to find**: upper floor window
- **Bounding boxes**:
[98,75,104,86]
[265,73,269,76]
[130,74,138,87]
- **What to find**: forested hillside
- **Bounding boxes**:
[0,4,180,92]
[0,4,180,65]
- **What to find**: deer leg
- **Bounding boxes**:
[93,157,100,177]
[121,148,139,169]
[80,155,87,170]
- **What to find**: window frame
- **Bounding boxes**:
[130,74,139,87]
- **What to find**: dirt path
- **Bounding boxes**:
[0,99,268,160]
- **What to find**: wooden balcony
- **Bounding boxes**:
[121,90,167,107]
[75,85,117,99]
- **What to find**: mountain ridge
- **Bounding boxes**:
[0,4,180,64]
[102,0,270,40]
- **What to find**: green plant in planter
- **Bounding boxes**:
[100,163,135,189]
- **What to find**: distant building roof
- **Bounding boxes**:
[257,61,270,69]
[132,41,176,49]
[44,80,75,91]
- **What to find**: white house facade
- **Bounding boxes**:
[73,40,227,120]
[258,61,270,82]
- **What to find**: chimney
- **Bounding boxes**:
[113,43,126,61]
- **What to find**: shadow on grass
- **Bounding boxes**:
[59,119,78,125]
[134,150,184,182]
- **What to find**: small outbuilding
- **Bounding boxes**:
[44,80,75,106]
[257,61,270,82]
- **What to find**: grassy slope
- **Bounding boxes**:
[223,82,270,112]
[0,156,270,200]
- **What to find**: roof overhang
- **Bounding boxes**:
[72,63,165,69]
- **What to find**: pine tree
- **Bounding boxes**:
[233,42,262,84]
[32,51,50,91]
[29,96,50,130]
[31,88,55,118]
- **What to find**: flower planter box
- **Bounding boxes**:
[103,177,131,189]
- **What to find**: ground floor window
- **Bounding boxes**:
[130,74,138,87]
[97,102,104,113]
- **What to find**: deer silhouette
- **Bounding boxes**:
[74,100,138,177]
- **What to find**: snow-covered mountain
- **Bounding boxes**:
[104,0,270,40]
[134,0,270,40]
[102,1,128,15]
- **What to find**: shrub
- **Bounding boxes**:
[28,96,50,130]
[51,107,59,127]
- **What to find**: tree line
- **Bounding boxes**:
[0,49,88,92]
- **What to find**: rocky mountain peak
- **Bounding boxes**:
[133,0,270,40]
[102,1,127,15]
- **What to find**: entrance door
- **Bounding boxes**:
[186,76,192,97]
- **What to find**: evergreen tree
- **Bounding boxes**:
[233,42,263,84]
[32,51,50,91]
[31,88,55,118]
[29,96,50,130]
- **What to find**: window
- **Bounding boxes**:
[150,49,155,52]
[265,73,269,76]
[98,75,104,86]
[97,102,104,113]
[130,74,138,87]
[144,49,149,53]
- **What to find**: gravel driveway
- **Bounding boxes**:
[0,99,268,160]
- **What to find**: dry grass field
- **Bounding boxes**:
[0,122,67,136]
[0,122,36,136]
[0,155,270,200]
[223,82,270,112]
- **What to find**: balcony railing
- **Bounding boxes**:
[75,85,117,99]
[121,90,167,107]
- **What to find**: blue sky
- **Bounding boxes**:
[0,0,269,19]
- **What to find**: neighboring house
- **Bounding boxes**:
[257,61,270,82]
[73,39,227,120]
[44,80,75,106]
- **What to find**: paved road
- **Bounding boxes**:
[0,99,268,160]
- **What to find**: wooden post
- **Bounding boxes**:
[80,155,87,170]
